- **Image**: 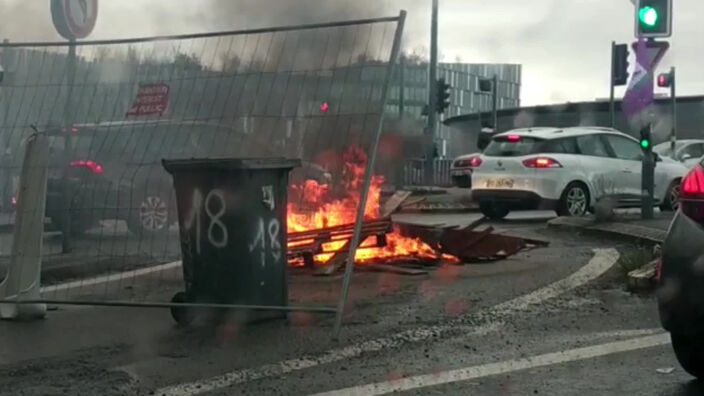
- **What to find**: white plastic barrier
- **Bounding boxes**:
[0,132,48,320]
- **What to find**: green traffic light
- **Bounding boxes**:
[641,139,651,149]
[639,6,658,27]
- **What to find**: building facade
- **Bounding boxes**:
[444,96,704,156]
[384,62,522,157]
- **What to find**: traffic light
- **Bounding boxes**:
[636,0,672,38]
[436,78,451,114]
[657,70,674,87]
[640,126,652,150]
[612,44,630,86]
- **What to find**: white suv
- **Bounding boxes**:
[471,127,688,219]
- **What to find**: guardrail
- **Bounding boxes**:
[402,159,454,187]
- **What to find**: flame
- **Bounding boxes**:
[287,146,452,266]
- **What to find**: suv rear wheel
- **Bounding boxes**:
[557,182,589,217]
[659,180,681,212]
[479,202,509,220]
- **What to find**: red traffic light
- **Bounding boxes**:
[657,72,673,88]
[320,102,330,113]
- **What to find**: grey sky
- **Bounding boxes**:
[1,0,701,106]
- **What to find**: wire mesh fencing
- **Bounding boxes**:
[0,13,406,328]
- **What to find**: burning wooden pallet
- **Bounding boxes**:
[287,219,393,269]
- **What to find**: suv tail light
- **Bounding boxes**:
[680,164,704,222]
[522,157,562,169]
[70,160,104,175]
[454,156,482,168]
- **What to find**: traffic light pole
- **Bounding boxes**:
[425,0,439,186]
[670,66,677,153]
[642,124,655,220]
[492,75,498,132]
[610,41,616,128]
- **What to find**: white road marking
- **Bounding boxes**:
[492,248,620,314]
[154,248,620,396]
[312,332,671,396]
[40,261,181,294]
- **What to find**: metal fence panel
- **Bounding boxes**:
[402,159,454,187]
[0,14,405,328]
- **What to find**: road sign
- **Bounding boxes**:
[622,39,669,120]
[126,83,170,117]
[51,0,99,40]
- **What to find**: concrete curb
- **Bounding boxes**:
[548,216,665,293]
[547,216,667,245]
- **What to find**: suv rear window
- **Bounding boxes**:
[483,136,542,157]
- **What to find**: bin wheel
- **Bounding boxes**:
[170,292,195,326]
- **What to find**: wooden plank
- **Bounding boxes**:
[460,217,487,232]
[380,190,412,218]
[399,196,427,208]
[287,220,391,241]
[360,263,428,276]
[313,240,352,276]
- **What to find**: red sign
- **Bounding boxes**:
[126,83,170,117]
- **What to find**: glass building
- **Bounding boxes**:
[385,61,522,156]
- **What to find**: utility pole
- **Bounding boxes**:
[669,66,677,153]
[425,0,439,185]
[399,55,405,117]
[611,42,630,128]
[610,41,616,127]
[492,75,498,133]
[631,0,673,220]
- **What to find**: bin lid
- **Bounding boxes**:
[162,158,301,174]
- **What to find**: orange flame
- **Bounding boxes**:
[287,146,451,266]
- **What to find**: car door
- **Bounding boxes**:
[601,134,644,203]
[575,134,628,202]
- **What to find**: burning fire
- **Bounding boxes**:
[287,146,449,266]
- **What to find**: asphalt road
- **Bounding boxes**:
[0,211,692,395]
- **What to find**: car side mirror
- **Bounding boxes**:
[654,153,662,162]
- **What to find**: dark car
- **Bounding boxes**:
[41,120,330,237]
[657,160,704,378]
[44,120,244,236]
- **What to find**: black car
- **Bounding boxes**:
[657,160,704,378]
[41,120,330,236]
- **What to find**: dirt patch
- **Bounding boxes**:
[0,345,144,396]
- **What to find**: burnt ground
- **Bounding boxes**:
[0,213,686,396]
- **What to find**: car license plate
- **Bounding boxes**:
[485,178,514,188]
[451,170,472,176]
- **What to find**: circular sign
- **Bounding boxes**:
[51,0,98,40]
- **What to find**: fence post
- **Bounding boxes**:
[333,10,407,340]
[60,40,77,253]
[0,131,48,320]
